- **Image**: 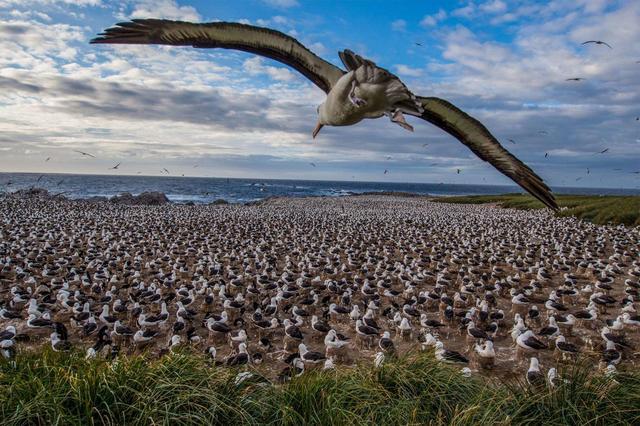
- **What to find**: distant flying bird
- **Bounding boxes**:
[508,139,516,144]
[163,168,170,174]
[598,148,609,154]
[632,171,640,174]
[421,143,429,148]
[386,156,392,160]
[582,40,612,49]
[538,130,548,135]
[309,162,316,167]
[45,157,51,162]
[576,177,582,181]
[587,168,590,174]
[456,169,461,174]
[566,78,585,81]
[415,42,423,47]
[384,169,389,174]
[545,153,549,158]
[91,19,558,210]
[74,150,96,158]
[110,162,121,170]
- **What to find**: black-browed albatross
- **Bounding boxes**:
[91,19,557,209]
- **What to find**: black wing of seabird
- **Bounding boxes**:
[408,97,558,210]
[91,19,345,94]
[523,335,547,350]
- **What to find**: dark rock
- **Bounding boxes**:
[210,199,229,205]
[12,187,52,198]
[110,191,169,205]
[85,196,109,203]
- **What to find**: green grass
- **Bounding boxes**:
[1,350,639,425]
[434,194,640,226]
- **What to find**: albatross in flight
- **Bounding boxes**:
[91,19,557,210]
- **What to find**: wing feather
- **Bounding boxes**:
[412,97,558,210]
[91,19,344,93]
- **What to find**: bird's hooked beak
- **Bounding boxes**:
[312,121,324,139]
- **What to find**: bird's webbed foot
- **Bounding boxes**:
[348,80,367,107]
[389,109,414,132]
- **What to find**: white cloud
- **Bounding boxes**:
[480,0,506,14]
[420,9,447,27]
[129,0,200,21]
[394,64,423,77]
[261,0,298,8]
[242,56,298,82]
[452,3,475,19]
[391,19,406,32]
[0,0,100,6]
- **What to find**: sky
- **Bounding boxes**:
[0,0,639,188]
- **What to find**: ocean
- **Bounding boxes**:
[1,172,638,204]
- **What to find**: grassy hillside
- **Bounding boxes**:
[1,350,639,425]
[434,194,640,226]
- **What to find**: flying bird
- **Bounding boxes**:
[421,143,429,148]
[565,78,585,82]
[110,162,121,170]
[74,150,96,158]
[598,148,609,154]
[163,168,170,174]
[508,139,516,144]
[456,169,461,174]
[544,152,549,158]
[384,169,389,174]
[386,156,392,160]
[582,40,612,49]
[415,42,423,47]
[45,157,51,162]
[538,130,548,135]
[91,19,558,210]
[309,162,316,167]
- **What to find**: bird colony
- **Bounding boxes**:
[1,195,639,383]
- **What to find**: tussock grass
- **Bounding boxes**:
[434,194,640,226]
[1,350,639,425]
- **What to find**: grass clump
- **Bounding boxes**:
[434,194,640,226]
[1,350,639,425]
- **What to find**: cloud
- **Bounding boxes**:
[242,56,299,83]
[261,0,298,8]
[0,0,100,6]
[480,0,506,14]
[394,64,423,77]
[420,9,447,27]
[129,0,201,21]
[451,3,475,19]
[391,19,406,32]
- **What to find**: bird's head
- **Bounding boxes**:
[313,103,327,139]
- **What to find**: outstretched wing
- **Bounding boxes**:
[411,97,558,210]
[91,19,345,94]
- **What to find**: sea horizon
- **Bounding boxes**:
[1,171,638,204]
